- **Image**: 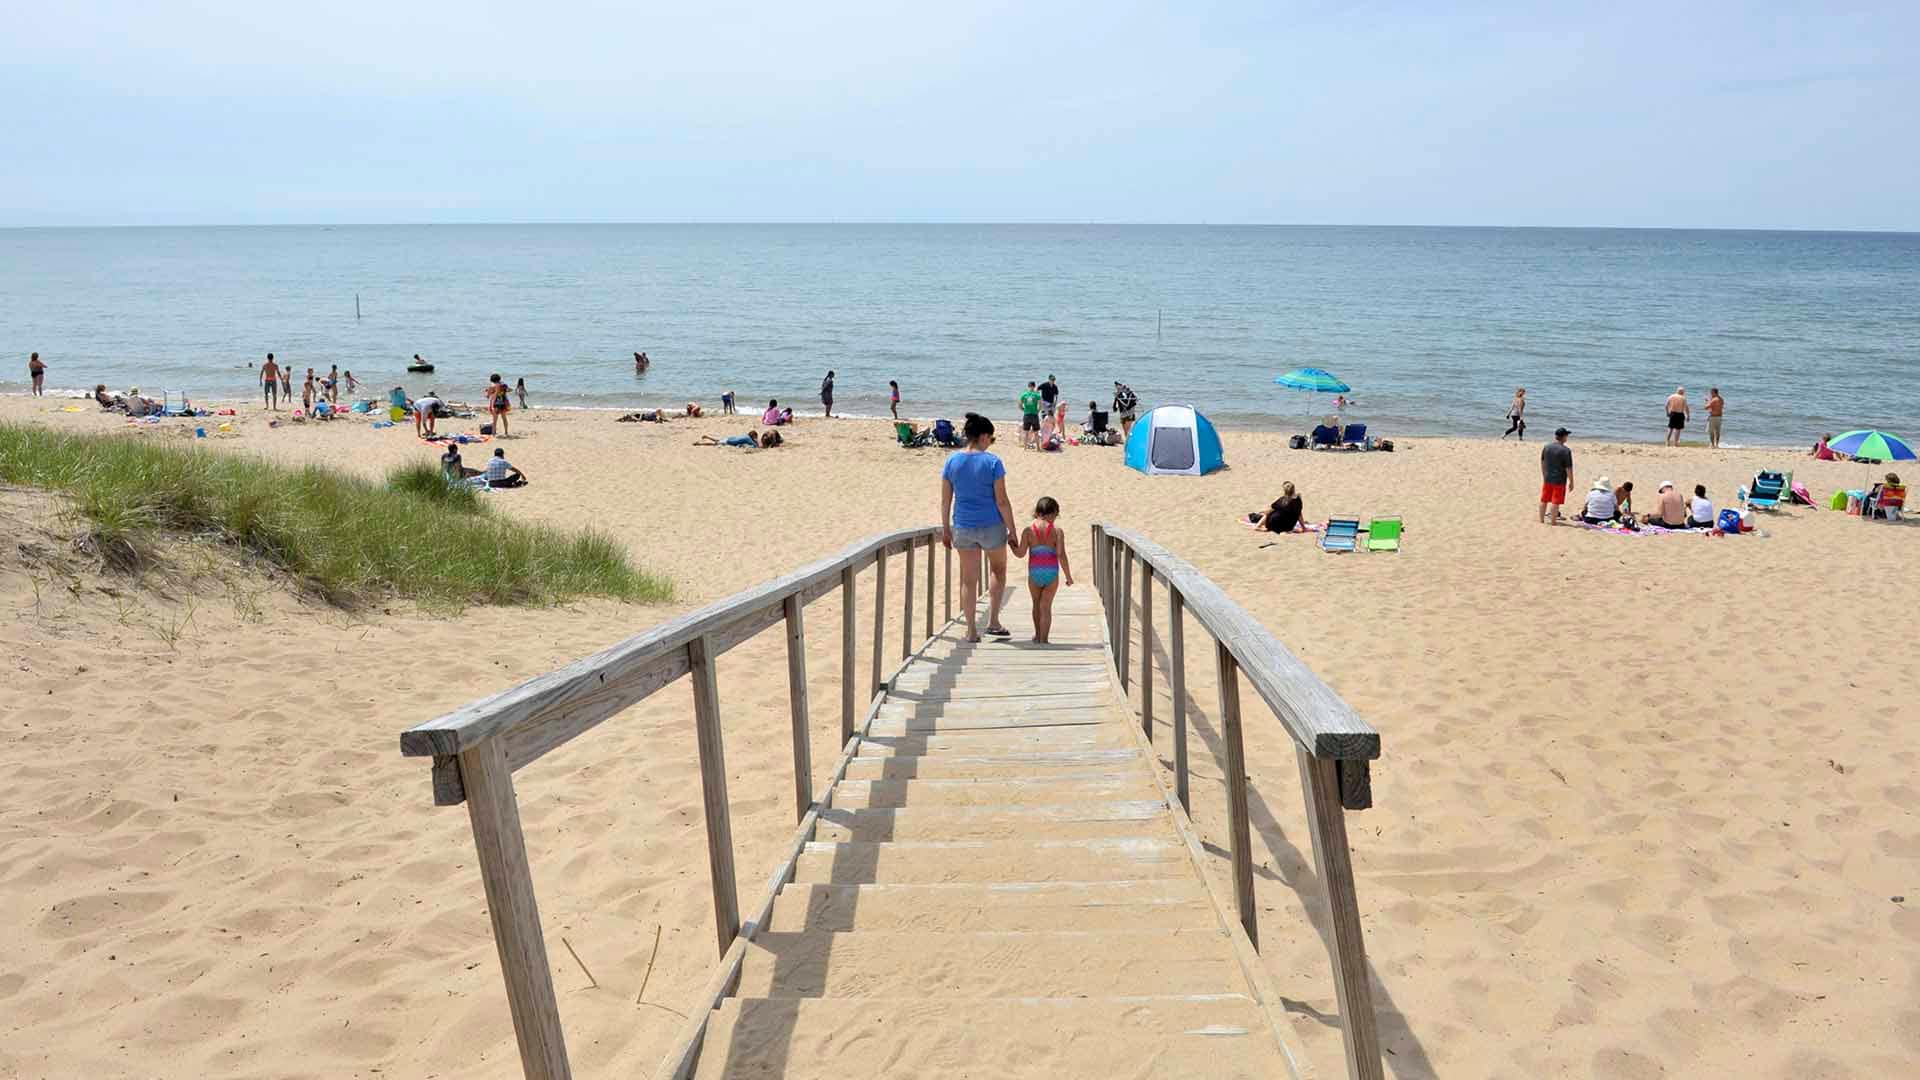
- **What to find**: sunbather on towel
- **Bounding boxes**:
[1246,483,1305,533]
[1577,477,1619,524]
[485,448,527,488]
[695,431,760,448]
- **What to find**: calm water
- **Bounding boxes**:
[4,224,1917,444]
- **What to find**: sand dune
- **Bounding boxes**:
[2,395,1914,1078]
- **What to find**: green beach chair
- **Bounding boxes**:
[1364,517,1403,552]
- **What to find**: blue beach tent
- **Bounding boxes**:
[1124,405,1226,475]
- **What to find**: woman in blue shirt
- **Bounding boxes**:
[940,413,1018,641]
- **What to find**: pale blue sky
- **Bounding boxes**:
[4,1,1915,228]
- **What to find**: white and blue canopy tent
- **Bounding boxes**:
[1124,405,1226,475]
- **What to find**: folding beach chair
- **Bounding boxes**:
[1321,518,1361,552]
[1364,517,1402,552]
[1310,424,1339,449]
[1741,470,1786,510]
[162,390,191,416]
[1341,423,1367,448]
[1868,484,1906,521]
[931,418,962,448]
[895,421,932,449]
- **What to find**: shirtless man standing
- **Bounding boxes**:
[1665,386,1690,447]
[260,353,281,410]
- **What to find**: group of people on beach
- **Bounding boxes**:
[939,413,1076,643]
[1537,426,1722,529]
[1504,386,1728,449]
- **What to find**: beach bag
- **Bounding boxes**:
[1828,490,1848,511]
[1378,439,1394,452]
[1289,434,1308,450]
[1717,509,1742,534]
[479,423,494,435]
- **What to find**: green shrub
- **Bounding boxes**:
[0,423,670,608]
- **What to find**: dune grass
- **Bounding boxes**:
[0,422,670,608]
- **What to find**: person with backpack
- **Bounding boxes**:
[1112,381,1139,438]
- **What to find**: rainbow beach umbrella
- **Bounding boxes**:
[1827,429,1915,463]
[1273,367,1351,394]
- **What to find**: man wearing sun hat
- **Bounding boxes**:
[1649,480,1688,528]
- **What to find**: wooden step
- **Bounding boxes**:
[693,995,1290,1079]
[764,880,1216,932]
[855,728,1124,757]
[813,800,1170,842]
[865,713,1108,735]
[874,699,1115,723]
[828,774,1152,809]
[732,929,1243,998]
[841,748,1139,780]
[791,837,1191,884]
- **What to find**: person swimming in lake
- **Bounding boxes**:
[634,351,650,373]
[1015,496,1075,643]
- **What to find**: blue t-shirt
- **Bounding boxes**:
[942,450,1006,529]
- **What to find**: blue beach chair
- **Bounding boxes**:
[1341,423,1367,447]
[1321,518,1361,552]
[1740,470,1786,511]
[1311,424,1339,449]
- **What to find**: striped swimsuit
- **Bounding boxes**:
[1027,521,1060,587]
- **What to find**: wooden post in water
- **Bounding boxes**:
[871,547,888,700]
[783,595,811,822]
[1139,565,1154,741]
[902,541,915,661]
[688,635,740,957]
[1215,641,1256,949]
[458,739,571,1080]
[1298,748,1384,1080]
[1170,589,1189,813]
[840,567,856,743]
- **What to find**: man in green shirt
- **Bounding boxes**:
[1018,381,1043,450]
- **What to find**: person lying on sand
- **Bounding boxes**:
[696,431,760,448]
[484,448,527,488]
[617,409,669,423]
[1245,482,1305,533]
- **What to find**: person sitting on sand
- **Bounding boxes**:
[761,429,785,448]
[484,447,527,488]
[441,445,481,481]
[94,384,120,410]
[1812,433,1847,461]
[762,400,783,425]
[1246,482,1305,533]
[414,390,443,436]
[1646,480,1688,528]
[125,387,157,417]
[683,401,704,418]
[1612,480,1634,518]
[696,431,760,448]
[1690,484,1715,528]
[1578,477,1619,524]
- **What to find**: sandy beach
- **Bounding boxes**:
[2,393,1914,1078]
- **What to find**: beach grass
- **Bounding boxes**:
[0,422,671,608]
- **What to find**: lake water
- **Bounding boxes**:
[4,224,1916,444]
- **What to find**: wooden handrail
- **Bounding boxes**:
[398,526,950,1080]
[401,526,938,802]
[1091,521,1385,1080]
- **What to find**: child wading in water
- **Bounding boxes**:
[1015,496,1075,642]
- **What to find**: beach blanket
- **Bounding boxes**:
[1577,521,1690,537]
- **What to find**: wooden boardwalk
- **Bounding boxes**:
[687,584,1304,1079]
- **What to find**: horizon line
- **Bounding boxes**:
[3,220,1917,236]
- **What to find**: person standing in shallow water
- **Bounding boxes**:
[940,413,1017,643]
[28,352,46,396]
[820,369,835,418]
[1502,388,1526,439]
[1665,386,1690,446]
[1706,387,1725,448]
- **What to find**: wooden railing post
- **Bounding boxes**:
[1215,640,1257,949]
[871,547,888,700]
[1298,749,1384,1080]
[902,541,915,661]
[1118,547,1134,691]
[458,739,572,1080]
[943,540,952,622]
[1139,565,1154,740]
[924,536,935,639]
[840,566,856,743]
[782,595,811,822]
[1170,588,1188,813]
[688,635,740,957]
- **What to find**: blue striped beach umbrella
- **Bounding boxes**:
[1827,429,1915,463]
[1273,367,1351,394]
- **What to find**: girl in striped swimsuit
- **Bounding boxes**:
[1017,496,1075,643]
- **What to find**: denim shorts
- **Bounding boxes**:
[951,524,1006,550]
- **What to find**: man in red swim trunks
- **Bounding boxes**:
[1539,427,1572,525]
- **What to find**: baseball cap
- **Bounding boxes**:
[1554,426,1571,437]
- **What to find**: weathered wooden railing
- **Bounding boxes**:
[399,526,950,1080]
[1092,522,1385,1080]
